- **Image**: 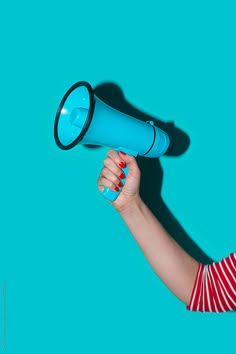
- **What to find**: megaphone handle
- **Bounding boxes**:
[102,148,138,202]
[102,164,129,202]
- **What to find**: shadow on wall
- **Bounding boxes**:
[86,82,213,265]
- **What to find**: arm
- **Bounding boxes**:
[118,196,199,306]
[119,200,236,311]
[98,150,199,306]
[98,150,235,311]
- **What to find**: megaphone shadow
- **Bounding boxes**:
[90,82,213,265]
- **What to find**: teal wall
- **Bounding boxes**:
[1,1,235,353]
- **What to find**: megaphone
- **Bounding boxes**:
[54,81,170,201]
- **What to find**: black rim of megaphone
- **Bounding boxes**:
[54,81,95,150]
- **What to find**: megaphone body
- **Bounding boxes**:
[54,81,170,201]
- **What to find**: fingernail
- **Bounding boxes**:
[114,186,119,192]
[118,181,123,187]
[120,151,126,155]
[119,172,125,179]
[119,161,126,168]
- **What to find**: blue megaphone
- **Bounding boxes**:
[54,81,170,202]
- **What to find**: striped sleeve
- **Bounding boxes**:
[187,253,236,312]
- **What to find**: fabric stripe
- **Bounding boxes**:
[212,263,233,311]
[218,261,236,306]
[187,263,203,311]
[208,266,224,312]
[205,269,215,312]
[186,253,236,312]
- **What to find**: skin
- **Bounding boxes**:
[98,150,199,306]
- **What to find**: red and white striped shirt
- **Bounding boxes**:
[187,253,236,312]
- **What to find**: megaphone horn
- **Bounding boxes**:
[54,81,170,201]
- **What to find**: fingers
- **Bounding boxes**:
[98,150,127,193]
[98,149,141,195]
[115,151,140,177]
[107,150,127,170]
[98,175,121,193]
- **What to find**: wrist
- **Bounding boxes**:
[116,195,143,216]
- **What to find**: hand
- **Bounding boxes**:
[98,150,141,212]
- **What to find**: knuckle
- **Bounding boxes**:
[107,150,113,158]
[108,180,114,189]
[98,185,103,192]
[113,176,119,185]
[103,157,110,166]
[108,149,118,159]
[110,173,117,183]
[102,167,108,176]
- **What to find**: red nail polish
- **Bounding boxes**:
[119,172,125,179]
[120,151,126,155]
[119,162,126,168]
[118,181,123,187]
[114,186,119,192]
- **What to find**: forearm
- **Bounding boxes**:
[118,197,199,305]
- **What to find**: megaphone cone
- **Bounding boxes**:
[54,81,170,201]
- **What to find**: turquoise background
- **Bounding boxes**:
[1,0,235,353]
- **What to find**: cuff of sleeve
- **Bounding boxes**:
[186,262,203,311]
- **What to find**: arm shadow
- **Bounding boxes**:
[87,82,213,265]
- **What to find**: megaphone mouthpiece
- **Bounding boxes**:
[70,107,89,128]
